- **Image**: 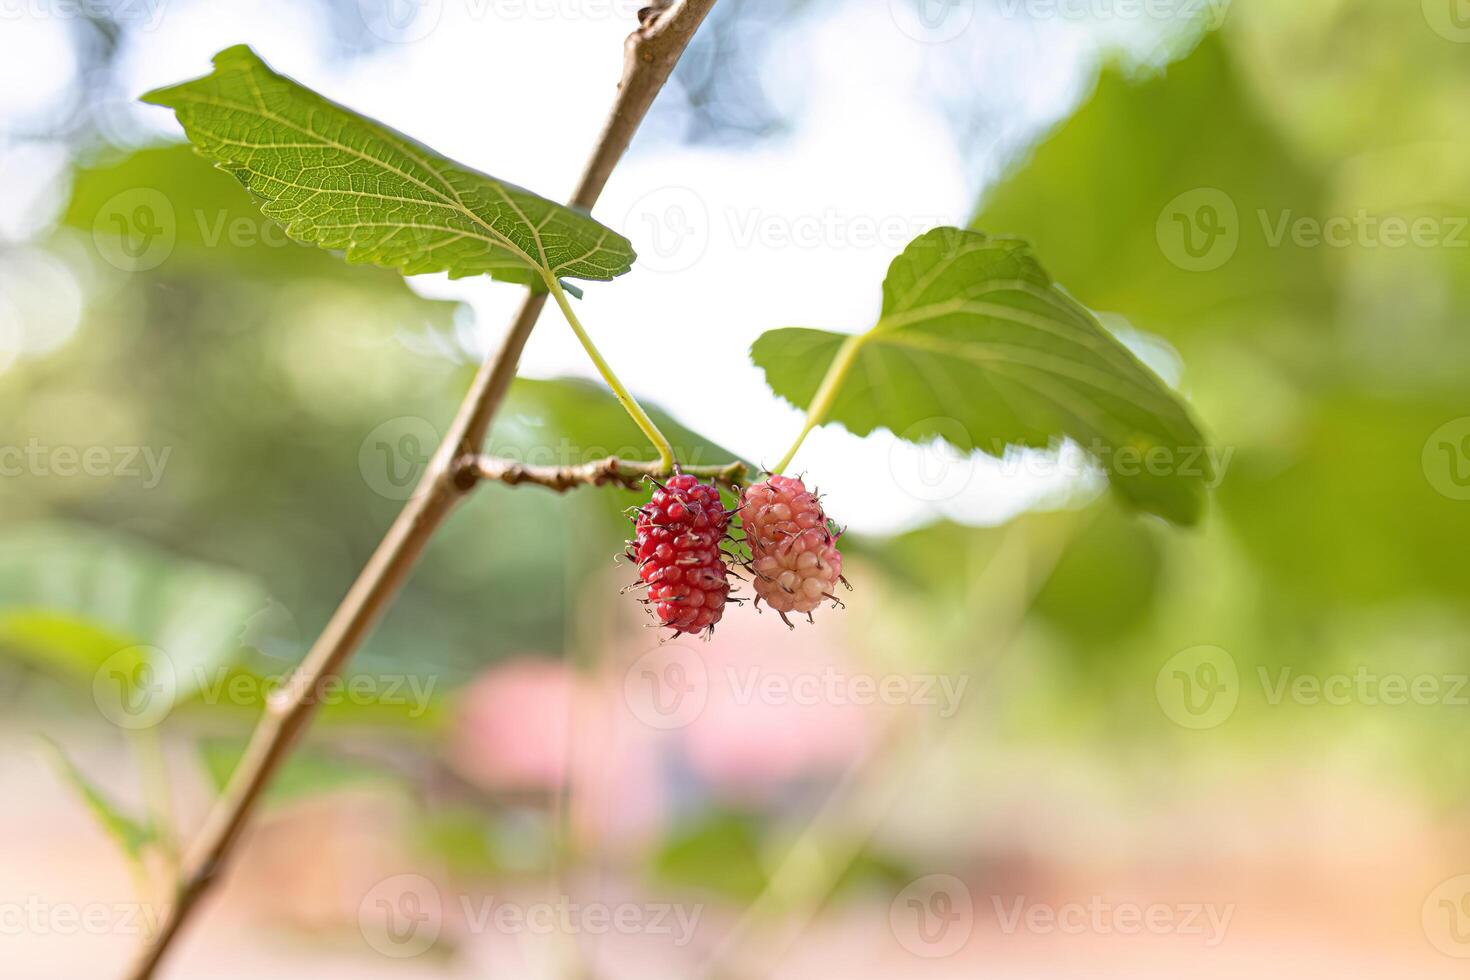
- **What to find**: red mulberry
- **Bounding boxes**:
[739,475,844,626]
[631,473,733,635]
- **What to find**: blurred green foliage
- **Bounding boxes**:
[4,1,1469,897]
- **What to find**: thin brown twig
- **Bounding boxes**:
[470,454,746,492]
[123,4,717,976]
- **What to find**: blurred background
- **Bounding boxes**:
[3,0,1470,976]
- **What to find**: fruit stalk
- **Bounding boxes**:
[544,274,677,472]
[123,4,718,977]
[771,333,865,473]
[473,454,745,491]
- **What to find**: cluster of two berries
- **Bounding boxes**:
[629,474,845,635]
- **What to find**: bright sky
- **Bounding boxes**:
[0,0,1202,534]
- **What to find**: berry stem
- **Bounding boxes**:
[471,454,745,491]
[122,5,718,976]
[771,333,866,473]
[544,274,676,472]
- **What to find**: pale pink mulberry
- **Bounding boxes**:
[739,475,844,626]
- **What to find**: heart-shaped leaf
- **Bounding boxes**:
[143,45,635,287]
[751,228,1212,525]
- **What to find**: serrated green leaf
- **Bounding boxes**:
[142,45,635,286]
[39,738,155,864]
[751,228,1212,525]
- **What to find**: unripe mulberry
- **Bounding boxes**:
[739,475,844,626]
[630,474,733,635]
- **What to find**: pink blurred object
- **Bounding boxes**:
[679,615,885,794]
[449,656,664,849]
[449,657,586,792]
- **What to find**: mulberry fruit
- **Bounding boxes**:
[739,475,844,626]
[630,473,733,635]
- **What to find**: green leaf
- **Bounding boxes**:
[0,523,268,703]
[970,33,1332,343]
[651,808,910,904]
[1219,389,1470,608]
[39,737,155,864]
[653,810,768,902]
[142,45,635,287]
[61,143,467,313]
[751,228,1212,525]
[1031,503,1165,642]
